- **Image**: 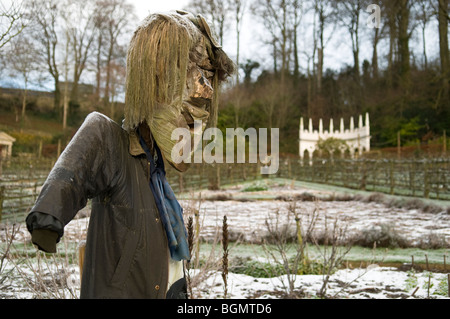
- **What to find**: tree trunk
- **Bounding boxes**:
[54,78,61,112]
[372,27,379,79]
[104,39,113,109]
[95,33,102,101]
[317,48,323,93]
[70,75,80,105]
[438,0,449,101]
[386,5,397,88]
[21,86,28,119]
[293,22,299,79]
[422,23,428,70]
[398,0,410,93]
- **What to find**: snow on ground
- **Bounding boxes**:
[178,180,450,247]
[1,258,448,299]
[191,267,449,299]
[181,198,450,246]
[1,178,449,299]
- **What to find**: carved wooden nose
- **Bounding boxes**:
[192,74,213,100]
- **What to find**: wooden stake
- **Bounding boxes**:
[0,186,4,223]
[448,274,450,298]
[444,255,447,271]
[411,286,419,297]
[78,241,86,283]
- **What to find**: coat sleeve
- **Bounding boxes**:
[26,112,122,252]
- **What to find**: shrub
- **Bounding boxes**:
[241,181,268,192]
[9,131,52,154]
[355,223,410,248]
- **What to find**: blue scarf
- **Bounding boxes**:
[138,132,190,261]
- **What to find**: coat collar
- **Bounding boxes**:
[128,130,146,157]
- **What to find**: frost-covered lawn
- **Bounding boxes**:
[1,178,449,299]
[1,257,448,299]
[179,178,450,247]
[191,267,450,299]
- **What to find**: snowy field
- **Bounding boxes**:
[191,267,450,299]
[178,178,450,247]
[1,259,448,299]
[1,178,449,299]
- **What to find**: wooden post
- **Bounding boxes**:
[288,157,292,179]
[78,241,86,283]
[448,274,450,298]
[0,186,4,222]
[424,162,430,198]
[397,131,401,159]
[444,254,447,271]
[38,140,43,159]
[410,161,416,197]
[57,139,62,159]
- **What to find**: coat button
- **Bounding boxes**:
[155,285,160,291]
[155,218,159,223]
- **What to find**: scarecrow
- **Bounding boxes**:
[25,11,235,299]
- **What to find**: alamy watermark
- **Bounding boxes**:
[171,120,279,174]
[366,4,381,29]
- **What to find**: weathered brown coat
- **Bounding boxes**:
[26,112,170,298]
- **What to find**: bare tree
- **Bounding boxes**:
[252,0,293,78]
[292,0,303,79]
[312,0,336,93]
[106,58,126,121]
[383,0,398,88]
[224,0,247,127]
[254,73,280,128]
[92,5,106,102]
[228,0,246,85]
[397,0,413,95]
[414,0,434,70]
[0,0,27,50]
[437,0,449,102]
[62,29,71,130]
[94,0,134,114]
[369,0,388,80]
[30,0,62,112]
[251,0,304,132]
[186,0,229,46]
[381,0,414,100]
[6,35,41,121]
[334,0,364,82]
[64,0,97,106]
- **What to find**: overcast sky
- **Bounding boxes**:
[132,0,190,17]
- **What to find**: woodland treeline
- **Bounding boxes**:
[0,0,449,155]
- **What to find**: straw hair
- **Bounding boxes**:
[124,11,235,132]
